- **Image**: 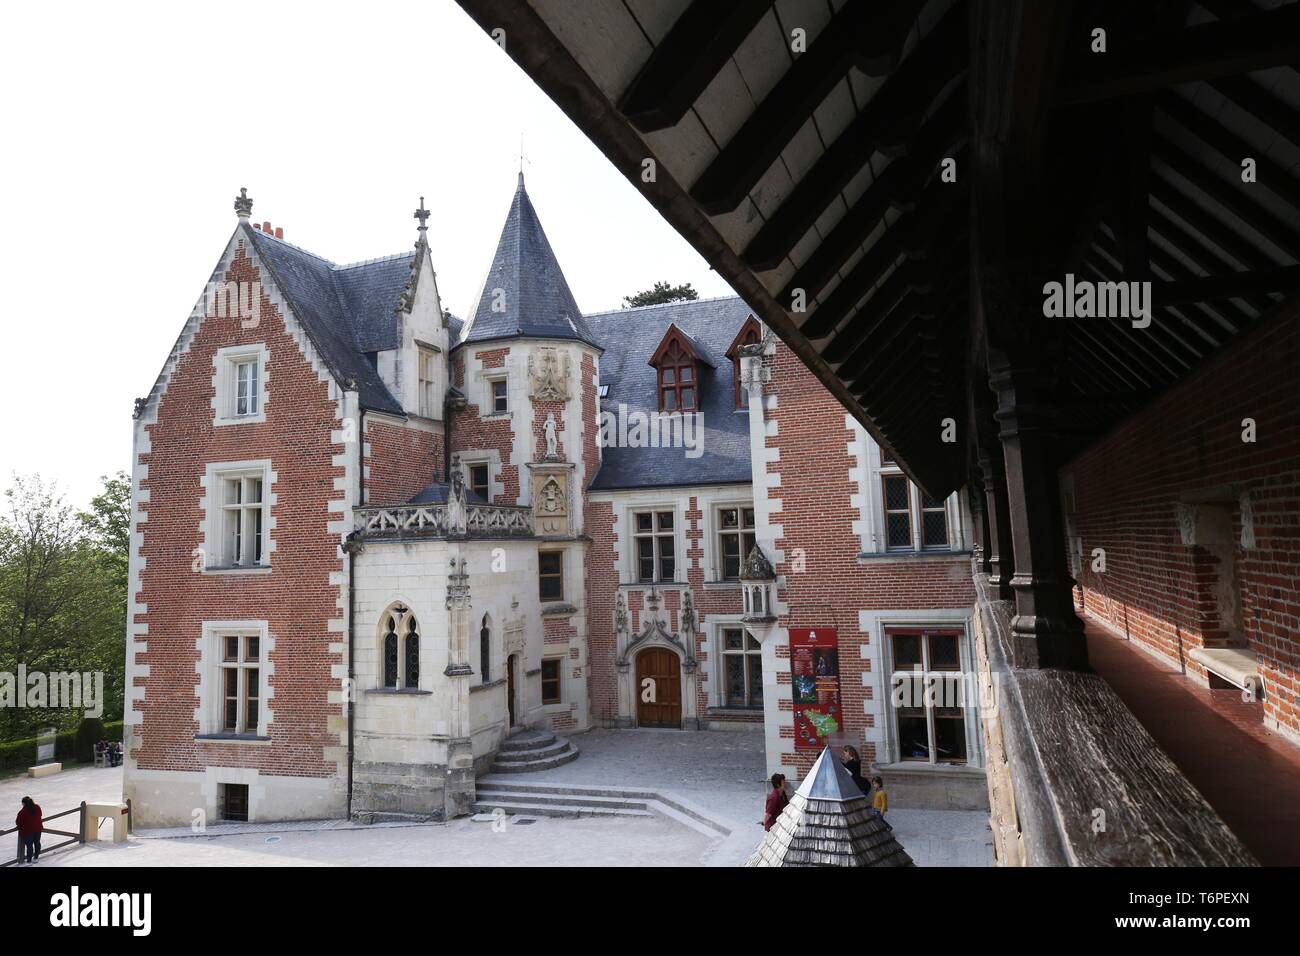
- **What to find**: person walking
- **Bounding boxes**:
[762,773,788,831]
[840,745,868,793]
[15,797,42,864]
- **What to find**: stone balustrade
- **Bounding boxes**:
[354,502,534,539]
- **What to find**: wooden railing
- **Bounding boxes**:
[355,502,533,539]
[972,566,1254,866]
[0,799,130,866]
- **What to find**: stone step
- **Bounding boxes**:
[492,738,572,762]
[471,796,654,821]
[475,779,732,839]
[498,729,558,752]
[488,743,580,773]
[477,789,650,812]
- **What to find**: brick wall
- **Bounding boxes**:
[1064,298,1300,743]
[583,500,619,722]
[364,417,443,505]
[764,344,976,775]
[449,347,519,504]
[133,244,345,779]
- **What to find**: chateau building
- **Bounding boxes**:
[124,180,983,825]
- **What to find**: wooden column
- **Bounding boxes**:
[988,349,1086,670]
[976,436,1015,601]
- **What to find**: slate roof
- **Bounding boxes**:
[459,174,597,348]
[245,225,411,415]
[408,481,488,505]
[585,296,757,490]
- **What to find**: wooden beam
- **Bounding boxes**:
[742,70,967,271]
[780,146,966,311]
[1158,263,1300,305]
[1210,74,1300,152]
[1158,91,1300,213]
[688,4,863,215]
[798,185,966,341]
[617,0,772,133]
[1156,136,1300,261]
[1058,4,1300,105]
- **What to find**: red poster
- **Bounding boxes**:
[789,627,840,750]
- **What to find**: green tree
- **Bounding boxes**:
[0,474,127,740]
[623,281,699,308]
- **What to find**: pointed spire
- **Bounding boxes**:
[461,175,596,347]
[795,746,866,801]
[234,187,253,220]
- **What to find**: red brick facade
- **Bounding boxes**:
[363,417,444,505]
[132,244,346,779]
[1064,299,1300,743]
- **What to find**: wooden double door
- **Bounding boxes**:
[635,647,682,728]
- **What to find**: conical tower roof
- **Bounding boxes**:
[461,173,597,348]
[747,747,914,867]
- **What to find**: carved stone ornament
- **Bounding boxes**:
[528,348,571,402]
[1176,503,1197,546]
[739,543,776,581]
[680,590,697,636]
[614,592,629,635]
[446,557,471,609]
[1239,492,1256,551]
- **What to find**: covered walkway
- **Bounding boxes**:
[1086,615,1300,866]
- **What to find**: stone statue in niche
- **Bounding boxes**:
[544,412,559,460]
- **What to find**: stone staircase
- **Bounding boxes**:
[471,780,732,839]
[488,728,580,774]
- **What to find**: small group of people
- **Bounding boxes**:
[14,797,43,864]
[95,739,123,767]
[762,745,889,831]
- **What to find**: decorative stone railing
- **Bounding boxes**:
[354,502,534,539]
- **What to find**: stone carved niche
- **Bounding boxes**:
[528,348,571,402]
[528,467,572,536]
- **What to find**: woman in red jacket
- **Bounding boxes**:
[15,796,42,864]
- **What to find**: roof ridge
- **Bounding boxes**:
[333,251,417,271]
[250,228,337,266]
[583,294,745,319]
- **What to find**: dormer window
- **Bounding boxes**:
[649,323,713,413]
[658,339,695,411]
[725,316,763,409]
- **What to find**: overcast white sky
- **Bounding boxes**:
[0,0,734,507]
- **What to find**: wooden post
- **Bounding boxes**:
[79,801,87,843]
[989,349,1087,670]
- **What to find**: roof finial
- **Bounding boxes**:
[518,133,526,188]
[414,196,429,233]
[234,186,253,220]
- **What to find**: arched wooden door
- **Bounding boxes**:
[635,647,682,728]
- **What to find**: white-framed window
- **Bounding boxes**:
[487,376,509,415]
[920,490,950,550]
[220,471,267,567]
[720,626,763,708]
[381,605,420,690]
[467,462,490,501]
[218,629,263,735]
[717,506,756,579]
[632,510,676,583]
[234,358,259,416]
[213,344,268,426]
[541,657,564,705]
[418,346,439,418]
[202,461,274,572]
[888,628,968,764]
[882,474,914,551]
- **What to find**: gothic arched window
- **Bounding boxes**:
[480,615,491,684]
[381,605,420,690]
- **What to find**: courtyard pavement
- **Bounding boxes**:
[2,729,992,866]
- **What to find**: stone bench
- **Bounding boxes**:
[27,762,61,778]
[1189,646,1261,696]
